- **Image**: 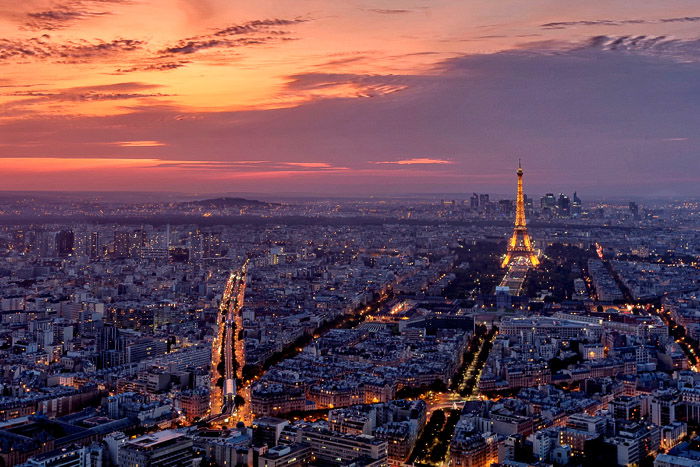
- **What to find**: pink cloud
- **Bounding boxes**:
[112,140,166,147]
[373,158,453,165]
[284,162,333,168]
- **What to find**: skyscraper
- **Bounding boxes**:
[572,192,582,216]
[89,231,100,259]
[479,194,490,208]
[540,193,556,216]
[470,193,479,210]
[202,232,222,258]
[629,202,640,219]
[557,193,570,217]
[55,230,74,257]
[114,231,130,258]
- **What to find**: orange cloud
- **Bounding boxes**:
[0,157,349,174]
[1,157,163,172]
[0,156,489,192]
[112,140,167,147]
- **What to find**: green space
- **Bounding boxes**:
[443,240,504,299]
[523,244,595,301]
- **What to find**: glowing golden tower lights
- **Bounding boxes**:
[501,160,540,268]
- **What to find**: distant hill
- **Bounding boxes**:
[182,197,277,208]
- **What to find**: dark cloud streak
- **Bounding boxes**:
[158,18,308,55]
[0,36,143,62]
[542,16,700,29]
[366,9,413,15]
[115,61,190,73]
[23,0,129,31]
[581,35,700,62]
[211,18,307,37]
[1,16,308,75]
[2,82,168,110]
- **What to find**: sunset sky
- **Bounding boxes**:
[1,0,699,196]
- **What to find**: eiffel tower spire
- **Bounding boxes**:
[502,161,539,268]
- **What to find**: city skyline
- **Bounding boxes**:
[1,1,700,195]
[0,195,699,467]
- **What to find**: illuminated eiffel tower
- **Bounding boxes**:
[501,161,539,268]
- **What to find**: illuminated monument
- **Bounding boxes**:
[501,161,540,268]
[210,260,249,418]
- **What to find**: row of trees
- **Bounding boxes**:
[409,409,447,464]
[652,308,700,367]
[410,408,461,465]
[426,410,462,464]
[459,327,497,397]
[450,324,488,391]
[396,379,447,400]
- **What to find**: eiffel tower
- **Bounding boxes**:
[501,161,539,268]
